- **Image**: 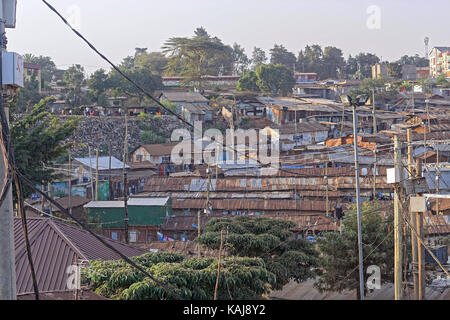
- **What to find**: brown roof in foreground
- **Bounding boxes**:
[14,218,146,294]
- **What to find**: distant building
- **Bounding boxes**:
[24,62,43,93]
[372,63,389,79]
[401,64,417,80]
[295,73,317,84]
[416,67,429,80]
[84,197,172,243]
[429,46,450,79]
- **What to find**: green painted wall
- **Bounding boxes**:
[88,201,171,228]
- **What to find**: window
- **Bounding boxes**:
[111,232,118,241]
[136,155,143,162]
[162,156,170,163]
[129,231,137,243]
[184,209,190,216]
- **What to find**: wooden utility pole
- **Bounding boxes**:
[48,182,53,217]
[108,142,112,200]
[436,149,440,215]
[407,129,418,299]
[373,147,377,199]
[417,208,425,300]
[124,172,129,243]
[393,135,403,300]
[372,89,377,135]
[95,149,99,201]
[68,153,72,216]
[197,209,201,258]
[325,162,329,217]
[205,164,211,215]
[214,229,225,300]
[88,146,94,201]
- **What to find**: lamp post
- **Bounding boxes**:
[340,94,369,300]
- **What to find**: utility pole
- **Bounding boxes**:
[123,172,129,243]
[214,229,225,300]
[407,129,418,299]
[373,147,377,199]
[436,149,440,215]
[0,0,17,300]
[205,164,211,216]
[68,153,72,216]
[95,149,99,201]
[393,135,403,300]
[88,146,94,200]
[351,102,365,300]
[372,89,377,135]
[123,108,129,243]
[108,142,112,200]
[197,209,201,258]
[325,161,329,217]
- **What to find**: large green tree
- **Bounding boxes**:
[236,70,260,92]
[10,97,79,196]
[196,216,319,290]
[162,28,233,89]
[231,43,250,75]
[251,47,267,70]
[270,44,296,71]
[255,64,295,96]
[84,252,276,300]
[63,64,87,107]
[87,69,110,105]
[315,201,395,300]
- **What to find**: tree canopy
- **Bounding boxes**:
[196,216,319,290]
[315,201,395,300]
[255,64,295,96]
[84,252,276,300]
[10,97,79,196]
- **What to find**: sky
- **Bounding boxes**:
[7,0,450,75]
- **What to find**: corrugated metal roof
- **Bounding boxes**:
[84,197,169,208]
[14,218,145,294]
[74,156,129,170]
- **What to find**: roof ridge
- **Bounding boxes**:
[47,220,88,260]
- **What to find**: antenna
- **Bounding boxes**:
[424,37,429,58]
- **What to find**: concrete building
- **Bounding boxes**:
[429,47,450,79]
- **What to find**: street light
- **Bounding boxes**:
[340,94,369,300]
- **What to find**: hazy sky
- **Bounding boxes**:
[7,0,450,75]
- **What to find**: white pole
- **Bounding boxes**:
[0,0,17,300]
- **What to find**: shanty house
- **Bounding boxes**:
[84,197,172,243]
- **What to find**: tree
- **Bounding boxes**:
[231,43,250,75]
[10,97,79,197]
[302,45,324,75]
[63,64,87,107]
[14,73,43,113]
[315,201,395,300]
[255,64,295,96]
[251,47,267,70]
[88,69,110,105]
[348,53,380,79]
[163,28,233,89]
[270,44,296,71]
[322,46,345,79]
[109,67,163,105]
[134,52,169,76]
[196,216,319,290]
[84,252,276,300]
[435,74,450,87]
[237,70,260,92]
